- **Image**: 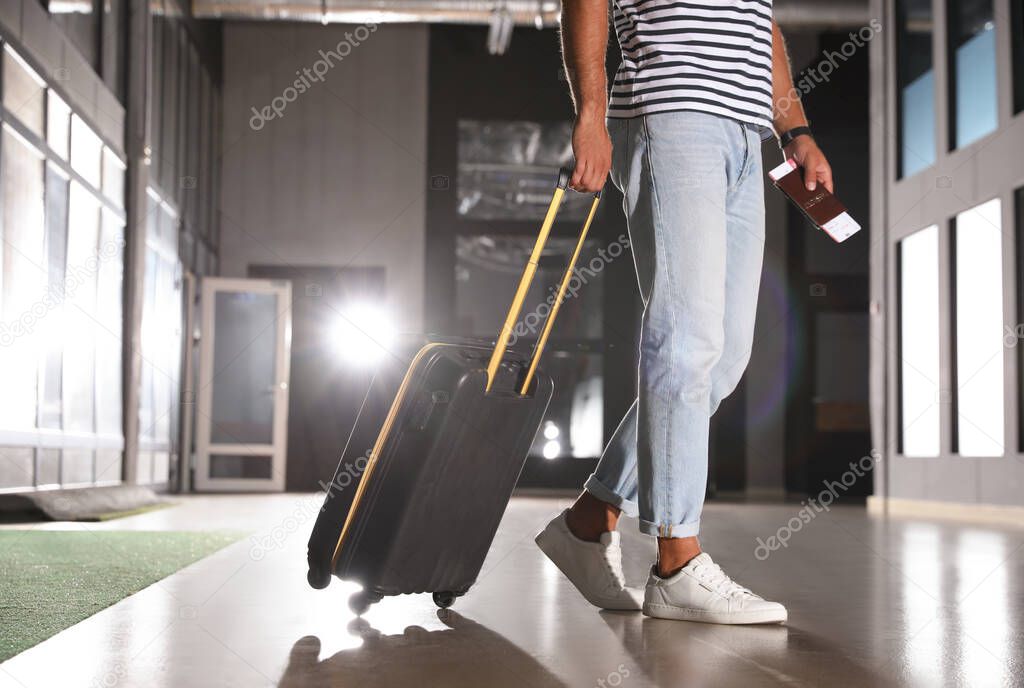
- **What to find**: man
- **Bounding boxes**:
[535,0,833,624]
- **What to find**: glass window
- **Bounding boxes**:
[158,197,179,255]
[199,69,213,242]
[47,91,71,160]
[527,353,604,459]
[899,225,941,457]
[138,190,182,459]
[3,46,45,136]
[48,0,99,69]
[36,447,61,486]
[61,447,94,486]
[150,259,178,445]
[207,288,276,444]
[153,450,170,485]
[96,209,124,436]
[0,127,46,431]
[210,93,222,253]
[953,199,1004,456]
[176,28,190,203]
[149,14,164,185]
[185,45,201,231]
[138,246,158,443]
[896,0,935,177]
[210,291,278,445]
[456,120,588,220]
[62,182,100,433]
[95,448,121,483]
[948,0,998,149]
[100,0,125,101]
[136,449,154,484]
[39,164,71,430]
[0,448,35,490]
[70,114,103,189]
[455,235,605,340]
[160,20,180,192]
[102,147,126,207]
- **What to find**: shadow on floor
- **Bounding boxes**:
[599,611,901,687]
[279,611,566,688]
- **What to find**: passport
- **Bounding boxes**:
[768,158,861,242]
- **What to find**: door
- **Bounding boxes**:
[195,278,292,491]
[247,264,386,492]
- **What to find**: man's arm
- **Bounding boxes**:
[561,0,611,193]
[771,21,833,193]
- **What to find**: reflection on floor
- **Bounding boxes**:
[1,494,1022,687]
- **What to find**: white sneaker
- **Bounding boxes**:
[643,552,787,625]
[535,509,643,611]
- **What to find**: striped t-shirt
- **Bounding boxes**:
[608,0,775,132]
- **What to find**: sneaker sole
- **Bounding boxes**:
[534,528,642,612]
[643,601,787,625]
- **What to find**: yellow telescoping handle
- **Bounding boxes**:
[484,167,602,394]
[519,191,602,395]
[484,170,568,392]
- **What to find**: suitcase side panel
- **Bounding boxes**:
[331,343,453,574]
[305,354,408,587]
[347,364,552,595]
[390,369,553,594]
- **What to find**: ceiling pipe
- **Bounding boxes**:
[194,0,870,29]
[194,0,561,26]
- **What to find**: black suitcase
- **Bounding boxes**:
[306,168,601,613]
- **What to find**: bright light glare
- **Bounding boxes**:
[543,421,560,440]
[332,304,395,365]
[955,199,1003,456]
[900,226,940,457]
[542,439,561,459]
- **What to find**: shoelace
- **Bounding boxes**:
[602,541,627,589]
[691,561,758,599]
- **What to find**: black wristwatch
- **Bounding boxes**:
[778,126,813,149]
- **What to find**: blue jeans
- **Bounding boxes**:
[584,111,765,538]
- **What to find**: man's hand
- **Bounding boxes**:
[784,135,833,193]
[570,112,611,193]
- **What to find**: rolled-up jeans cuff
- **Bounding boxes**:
[584,475,639,518]
[638,518,701,539]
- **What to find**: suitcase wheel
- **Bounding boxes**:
[432,591,457,609]
[349,590,383,615]
[306,562,331,590]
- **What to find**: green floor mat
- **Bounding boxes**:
[0,530,241,662]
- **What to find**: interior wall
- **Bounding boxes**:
[219,21,428,332]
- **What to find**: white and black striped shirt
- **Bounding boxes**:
[608,0,774,132]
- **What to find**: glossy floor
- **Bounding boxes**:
[1,495,1022,687]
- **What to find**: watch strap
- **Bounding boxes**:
[779,126,813,148]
